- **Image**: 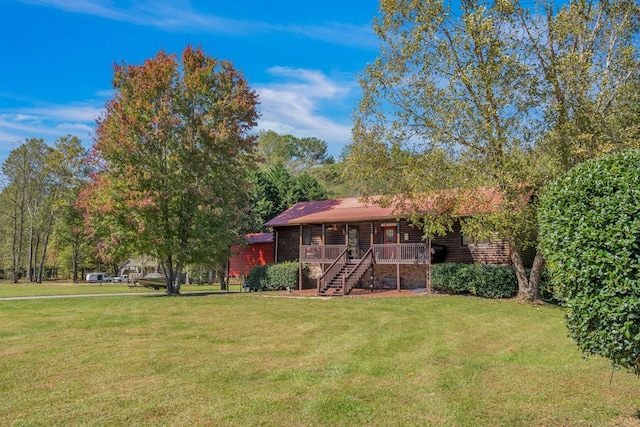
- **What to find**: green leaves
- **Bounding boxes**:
[539,149,640,374]
[84,46,260,290]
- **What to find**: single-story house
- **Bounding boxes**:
[228,233,275,278]
[265,191,529,296]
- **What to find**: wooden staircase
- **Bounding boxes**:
[318,248,373,296]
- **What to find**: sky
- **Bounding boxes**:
[0,0,381,166]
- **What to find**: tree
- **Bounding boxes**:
[346,0,640,302]
[256,130,333,173]
[1,139,49,283]
[539,150,640,375]
[79,46,259,294]
[248,164,328,231]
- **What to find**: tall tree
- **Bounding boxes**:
[1,139,50,283]
[256,130,333,173]
[78,46,259,294]
[37,136,87,282]
[346,0,639,302]
[248,164,328,231]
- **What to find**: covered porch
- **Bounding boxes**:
[299,241,432,296]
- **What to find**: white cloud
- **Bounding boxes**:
[0,101,102,158]
[0,68,359,163]
[255,67,356,155]
[17,0,377,48]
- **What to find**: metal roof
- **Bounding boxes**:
[264,187,527,227]
[245,233,274,244]
[264,198,398,227]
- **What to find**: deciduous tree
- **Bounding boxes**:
[346,0,639,302]
[79,46,259,294]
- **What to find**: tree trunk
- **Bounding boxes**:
[174,262,183,295]
[72,233,79,282]
[26,217,34,282]
[10,193,24,283]
[511,244,543,302]
[37,209,55,283]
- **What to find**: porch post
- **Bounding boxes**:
[345,223,349,245]
[321,224,326,274]
[299,225,303,290]
[370,222,374,246]
[274,230,279,263]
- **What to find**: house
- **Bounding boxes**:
[228,233,275,278]
[265,191,521,296]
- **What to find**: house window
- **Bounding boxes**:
[461,234,491,246]
[302,228,312,245]
[348,227,359,247]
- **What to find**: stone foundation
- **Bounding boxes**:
[366,264,428,290]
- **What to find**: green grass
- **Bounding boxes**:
[0,281,243,297]
[1,293,638,426]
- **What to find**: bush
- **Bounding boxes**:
[539,149,640,375]
[431,263,518,299]
[246,262,307,291]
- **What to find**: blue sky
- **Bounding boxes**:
[0,0,381,165]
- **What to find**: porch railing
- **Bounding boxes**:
[300,243,428,265]
[300,245,353,263]
[317,247,349,294]
[372,244,427,264]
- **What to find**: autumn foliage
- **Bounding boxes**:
[78,46,259,294]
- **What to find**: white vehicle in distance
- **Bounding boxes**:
[85,272,113,284]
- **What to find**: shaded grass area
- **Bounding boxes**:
[0,281,241,297]
[1,294,638,426]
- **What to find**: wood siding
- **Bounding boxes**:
[432,222,511,265]
[273,220,511,266]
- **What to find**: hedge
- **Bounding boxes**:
[539,149,640,375]
[246,262,308,291]
[431,263,518,299]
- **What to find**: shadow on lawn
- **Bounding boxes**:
[145,291,245,298]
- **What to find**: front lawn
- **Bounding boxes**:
[0,294,638,426]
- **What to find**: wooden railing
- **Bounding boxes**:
[300,245,352,263]
[317,247,349,294]
[343,248,373,295]
[372,244,428,264]
[301,243,429,265]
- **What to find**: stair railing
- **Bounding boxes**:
[317,246,349,294]
[343,248,373,295]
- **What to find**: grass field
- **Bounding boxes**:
[1,291,639,426]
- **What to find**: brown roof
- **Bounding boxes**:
[264,187,527,227]
[264,198,398,227]
[245,233,274,244]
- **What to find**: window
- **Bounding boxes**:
[302,228,311,245]
[348,227,359,247]
[461,234,491,246]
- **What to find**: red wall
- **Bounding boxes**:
[228,242,274,276]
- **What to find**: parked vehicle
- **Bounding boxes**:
[85,272,113,284]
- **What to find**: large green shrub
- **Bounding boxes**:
[246,262,307,291]
[431,263,518,299]
[539,150,640,375]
